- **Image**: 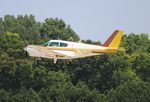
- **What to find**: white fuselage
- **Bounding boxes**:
[24,40,110,60]
[24,40,116,62]
[24,30,123,63]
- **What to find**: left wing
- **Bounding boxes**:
[24,45,75,59]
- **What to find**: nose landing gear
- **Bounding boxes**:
[54,57,57,64]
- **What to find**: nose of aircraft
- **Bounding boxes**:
[24,45,43,57]
[24,45,55,59]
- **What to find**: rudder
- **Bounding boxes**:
[102,30,123,49]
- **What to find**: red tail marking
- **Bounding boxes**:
[102,30,119,47]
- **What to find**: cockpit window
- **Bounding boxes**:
[43,41,68,47]
[60,43,68,47]
[49,42,59,47]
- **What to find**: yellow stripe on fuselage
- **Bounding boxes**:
[38,46,118,54]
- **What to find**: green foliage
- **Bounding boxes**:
[132,53,150,82]
[0,15,150,102]
[81,39,101,45]
[1,15,41,44]
[0,32,25,58]
[0,88,41,102]
[111,68,140,88]
[121,33,150,54]
[40,18,80,42]
[107,81,150,102]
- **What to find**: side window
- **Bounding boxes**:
[60,43,68,47]
[49,42,59,47]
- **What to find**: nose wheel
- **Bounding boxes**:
[67,59,72,63]
[54,55,57,64]
[54,57,57,64]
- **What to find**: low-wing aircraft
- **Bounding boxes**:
[24,30,123,63]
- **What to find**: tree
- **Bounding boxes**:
[0,88,41,102]
[1,14,150,102]
[0,32,33,90]
[40,18,80,42]
[107,81,150,102]
[0,32,25,58]
[0,18,4,35]
[111,68,140,88]
[1,15,41,44]
[121,34,150,54]
[132,53,150,82]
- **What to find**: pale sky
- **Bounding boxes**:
[0,0,150,42]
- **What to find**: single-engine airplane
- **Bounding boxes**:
[24,30,123,63]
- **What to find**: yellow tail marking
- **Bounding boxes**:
[108,30,123,49]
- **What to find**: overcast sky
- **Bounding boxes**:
[0,0,150,42]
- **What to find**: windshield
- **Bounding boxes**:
[42,41,49,46]
[49,42,59,47]
[43,41,68,47]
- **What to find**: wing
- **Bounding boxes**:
[24,45,75,59]
[50,50,74,57]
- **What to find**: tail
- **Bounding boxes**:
[102,30,123,49]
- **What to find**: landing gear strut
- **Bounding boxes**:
[54,56,57,64]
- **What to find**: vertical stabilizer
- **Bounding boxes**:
[102,30,123,49]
